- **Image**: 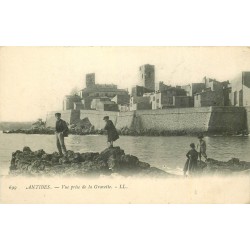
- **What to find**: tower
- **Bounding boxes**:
[139,64,155,91]
[86,73,95,88]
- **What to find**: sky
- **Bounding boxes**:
[0,46,250,122]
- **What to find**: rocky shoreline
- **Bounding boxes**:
[9,146,172,178]
[9,146,250,178]
[3,126,248,137]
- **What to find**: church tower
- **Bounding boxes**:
[139,64,155,91]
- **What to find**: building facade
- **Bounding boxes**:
[181,82,206,96]
[152,87,187,109]
[131,85,153,97]
[194,91,225,107]
[130,96,152,111]
[230,71,250,107]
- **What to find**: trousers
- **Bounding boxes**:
[56,132,67,155]
[199,151,207,160]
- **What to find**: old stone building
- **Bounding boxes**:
[181,82,206,96]
[63,73,129,112]
[173,96,194,108]
[63,95,82,110]
[204,77,230,92]
[111,94,130,112]
[86,73,95,88]
[95,100,119,112]
[79,83,128,99]
[130,96,152,111]
[90,97,111,110]
[139,64,155,91]
[155,81,171,92]
[230,71,250,107]
[194,91,224,107]
[152,87,187,109]
[193,77,231,107]
[131,85,152,97]
[111,94,130,106]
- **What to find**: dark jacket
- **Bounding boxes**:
[183,148,199,174]
[104,120,119,142]
[55,119,69,137]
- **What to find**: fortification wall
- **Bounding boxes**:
[208,107,246,133]
[135,107,211,132]
[46,110,80,128]
[46,107,248,134]
[80,110,119,130]
[116,112,135,130]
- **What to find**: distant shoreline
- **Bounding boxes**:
[3,127,249,137]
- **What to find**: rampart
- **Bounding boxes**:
[46,107,248,134]
[46,110,80,128]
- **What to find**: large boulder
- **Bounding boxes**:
[9,146,166,177]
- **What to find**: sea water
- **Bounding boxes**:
[0,133,250,176]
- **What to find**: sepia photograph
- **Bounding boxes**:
[0,46,250,203]
[1,2,250,250]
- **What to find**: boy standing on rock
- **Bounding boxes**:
[103,116,119,148]
[197,134,207,162]
[55,113,68,156]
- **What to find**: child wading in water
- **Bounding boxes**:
[183,143,199,177]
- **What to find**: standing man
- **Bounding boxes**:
[197,134,207,162]
[55,113,68,156]
[103,116,119,148]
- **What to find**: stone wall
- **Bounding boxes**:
[208,107,246,133]
[46,107,248,134]
[115,112,135,130]
[135,107,212,133]
[80,110,119,130]
[46,110,80,128]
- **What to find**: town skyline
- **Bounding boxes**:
[1,47,250,122]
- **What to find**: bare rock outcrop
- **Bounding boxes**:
[9,146,169,178]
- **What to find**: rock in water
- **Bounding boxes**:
[9,146,170,178]
[9,147,250,177]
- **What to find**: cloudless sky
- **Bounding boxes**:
[0,47,250,122]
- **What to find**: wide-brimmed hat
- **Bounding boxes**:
[190,143,195,148]
[103,116,109,120]
[198,134,204,139]
[55,113,61,117]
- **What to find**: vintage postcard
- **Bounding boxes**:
[0,46,250,204]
